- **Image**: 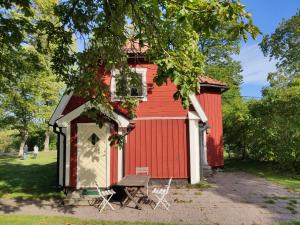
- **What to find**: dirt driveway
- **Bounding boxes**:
[1,172,300,225]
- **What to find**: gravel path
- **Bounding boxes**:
[1,172,300,225]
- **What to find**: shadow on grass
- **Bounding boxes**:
[0,154,77,214]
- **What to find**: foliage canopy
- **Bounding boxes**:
[42,0,259,111]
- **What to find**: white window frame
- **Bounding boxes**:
[111,67,147,102]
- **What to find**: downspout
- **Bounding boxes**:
[199,122,209,182]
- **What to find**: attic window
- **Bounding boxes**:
[89,133,100,145]
[111,68,147,101]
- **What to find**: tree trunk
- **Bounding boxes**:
[18,132,28,156]
[43,127,50,151]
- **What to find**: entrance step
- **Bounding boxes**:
[63,190,100,206]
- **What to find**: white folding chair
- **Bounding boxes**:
[136,167,149,196]
[152,177,172,210]
[95,182,116,213]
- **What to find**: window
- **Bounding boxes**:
[89,133,100,145]
[111,67,147,101]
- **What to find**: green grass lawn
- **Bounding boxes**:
[0,215,173,225]
[0,215,299,225]
[225,158,300,193]
[0,151,63,199]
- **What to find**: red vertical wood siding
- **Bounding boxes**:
[99,64,188,117]
[110,145,118,185]
[64,62,226,182]
[125,119,189,179]
[63,96,86,115]
[197,89,224,167]
[69,116,118,187]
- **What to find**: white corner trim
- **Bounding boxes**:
[59,133,64,186]
[56,101,130,128]
[49,92,73,126]
[188,111,200,120]
[64,126,70,186]
[106,125,111,187]
[203,131,208,166]
[111,67,148,102]
[188,111,200,184]
[117,130,123,182]
[189,94,208,123]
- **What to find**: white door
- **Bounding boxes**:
[77,123,110,188]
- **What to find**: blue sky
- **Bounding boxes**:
[235,0,300,97]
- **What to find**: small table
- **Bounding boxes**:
[118,175,150,210]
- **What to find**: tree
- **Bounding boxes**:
[36,73,64,151]
[224,10,300,169]
[0,0,63,154]
[260,9,300,80]
[0,46,62,155]
[42,0,259,115]
[197,25,246,158]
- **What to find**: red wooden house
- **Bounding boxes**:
[49,47,228,190]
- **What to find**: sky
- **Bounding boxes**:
[235,0,300,98]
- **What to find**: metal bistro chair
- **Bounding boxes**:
[95,181,116,213]
[135,167,149,196]
[152,177,172,210]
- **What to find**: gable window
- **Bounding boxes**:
[111,67,147,101]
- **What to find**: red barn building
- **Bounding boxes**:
[49,50,227,190]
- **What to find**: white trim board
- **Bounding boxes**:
[189,94,208,123]
[49,92,73,126]
[63,127,70,186]
[58,133,64,186]
[133,117,187,120]
[111,67,148,101]
[188,111,200,184]
[56,101,130,128]
[117,129,123,181]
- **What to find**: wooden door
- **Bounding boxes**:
[77,123,110,188]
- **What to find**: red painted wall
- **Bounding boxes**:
[63,96,86,115]
[69,116,118,187]
[133,64,188,117]
[63,63,225,186]
[197,88,224,167]
[125,119,189,179]
[110,145,118,185]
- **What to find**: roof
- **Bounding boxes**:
[55,101,130,128]
[124,41,149,54]
[199,76,228,93]
[199,76,227,86]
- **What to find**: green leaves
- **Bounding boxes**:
[260,9,300,80]
[43,0,259,113]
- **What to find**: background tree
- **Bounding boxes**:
[0,0,63,154]
[198,25,246,158]
[225,9,300,171]
[0,46,62,155]
[260,9,300,80]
